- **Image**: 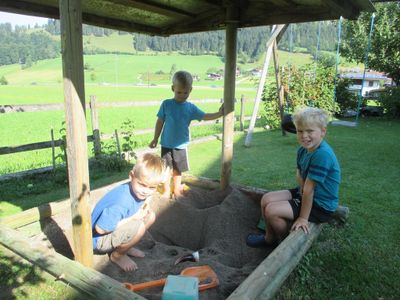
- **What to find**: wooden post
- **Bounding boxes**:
[90,95,101,157]
[244,25,285,147]
[272,40,286,136]
[0,225,143,299]
[59,0,93,267]
[220,5,238,190]
[50,128,56,170]
[244,24,286,147]
[115,129,121,157]
[228,223,323,300]
[240,95,245,131]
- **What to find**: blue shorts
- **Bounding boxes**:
[288,188,333,223]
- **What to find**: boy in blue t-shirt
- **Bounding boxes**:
[247,107,341,247]
[91,153,169,271]
[149,70,223,198]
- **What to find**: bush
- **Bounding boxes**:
[0,76,8,85]
[261,63,337,129]
[378,87,400,118]
[335,77,360,113]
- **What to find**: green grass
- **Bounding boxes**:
[83,33,135,53]
[0,84,256,105]
[1,119,399,298]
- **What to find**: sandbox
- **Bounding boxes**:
[0,176,333,299]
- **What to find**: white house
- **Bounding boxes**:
[340,70,391,96]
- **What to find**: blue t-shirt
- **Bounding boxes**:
[91,182,144,249]
[296,140,341,212]
[157,99,205,149]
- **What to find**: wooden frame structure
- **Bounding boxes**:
[0,175,349,299]
[0,0,371,298]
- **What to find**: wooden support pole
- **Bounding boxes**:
[115,129,121,157]
[244,24,287,147]
[50,128,56,169]
[244,25,284,147]
[90,95,101,157]
[272,40,286,136]
[220,5,238,190]
[240,95,245,131]
[59,0,93,267]
[0,225,144,299]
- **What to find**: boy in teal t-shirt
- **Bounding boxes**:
[247,107,341,247]
[149,70,223,198]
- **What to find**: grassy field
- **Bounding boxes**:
[1,118,399,299]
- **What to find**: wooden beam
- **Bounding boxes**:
[163,9,222,36]
[324,0,357,19]
[59,0,93,267]
[228,223,323,300]
[81,13,162,35]
[0,225,144,299]
[0,0,59,20]
[220,5,238,190]
[244,24,286,147]
[89,96,102,157]
[107,0,194,19]
[272,40,286,136]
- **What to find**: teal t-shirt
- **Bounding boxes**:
[157,99,205,149]
[297,140,341,212]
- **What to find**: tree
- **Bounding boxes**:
[341,3,400,85]
[0,76,8,85]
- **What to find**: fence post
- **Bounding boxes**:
[240,95,245,131]
[50,128,56,170]
[114,129,121,158]
[90,95,101,157]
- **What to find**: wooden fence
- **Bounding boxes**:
[0,95,251,172]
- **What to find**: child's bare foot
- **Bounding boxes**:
[127,247,145,258]
[110,252,138,272]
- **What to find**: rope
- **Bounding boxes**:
[355,13,376,124]
[313,21,322,81]
[285,24,293,112]
[332,16,342,115]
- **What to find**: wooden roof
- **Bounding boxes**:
[1,0,374,36]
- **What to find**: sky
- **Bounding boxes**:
[0,12,49,27]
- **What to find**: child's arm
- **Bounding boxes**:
[202,104,224,121]
[149,118,164,148]
[296,169,305,194]
[291,178,316,234]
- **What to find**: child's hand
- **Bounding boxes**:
[149,139,158,148]
[291,217,309,234]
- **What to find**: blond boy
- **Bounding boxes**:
[91,153,169,271]
[149,70,223,198]
[247,107,341,247]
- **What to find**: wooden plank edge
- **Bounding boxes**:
[227,223,323,300]
[0,225,144,300]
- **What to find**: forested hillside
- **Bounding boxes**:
[0,19,338,67]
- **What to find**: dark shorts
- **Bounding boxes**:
[161,147,189,173]
[288,187,333,223]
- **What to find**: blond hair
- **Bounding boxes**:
[292,107,329,129]
[172,70,193,88]
[132,153,170,185]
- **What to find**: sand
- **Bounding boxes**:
[32,186,274,299]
